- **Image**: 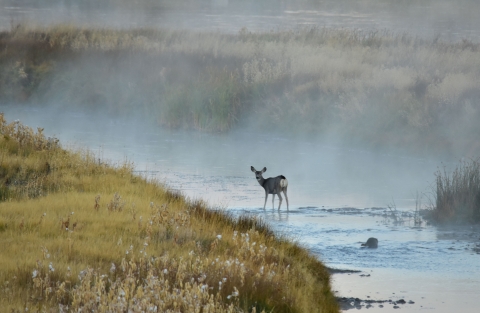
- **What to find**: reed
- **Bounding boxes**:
[1,24,480,155]
[9,19,480,311]
[0,114,338,312]
[432,159,480,223]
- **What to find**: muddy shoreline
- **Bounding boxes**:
[330,268,416,311]
[336,295,415,311]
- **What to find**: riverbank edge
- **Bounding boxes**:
[0,114,339,312]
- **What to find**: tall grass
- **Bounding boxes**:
[432,159,480,223]
[0,114,338,312]
[1,24,480,155]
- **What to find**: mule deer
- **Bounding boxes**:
[251,166,289,210]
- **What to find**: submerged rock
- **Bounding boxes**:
[361,237,378,248]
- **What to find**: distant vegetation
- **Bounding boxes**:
[0,113,338,311]
[1,24,480,156]
[430,158,480,224]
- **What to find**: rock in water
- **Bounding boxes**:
[361,237,378,248]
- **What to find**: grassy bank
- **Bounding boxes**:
[0,114,338,312]
[1,24,480,156]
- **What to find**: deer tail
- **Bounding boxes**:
[280,178,288,188]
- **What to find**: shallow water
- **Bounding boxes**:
[230,207,480,312]
[2,107,439,209]
[4,107,480,312]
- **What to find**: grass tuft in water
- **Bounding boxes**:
[431,158,480,224]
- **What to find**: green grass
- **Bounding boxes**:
[0,113,339,312]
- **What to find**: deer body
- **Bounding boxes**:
[251,166,289,210]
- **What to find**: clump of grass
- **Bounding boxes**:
[382,201,405,226]
[160,68,245,132]
[0,115,339,312]
[431,158,480,223]
[0,114,59,200]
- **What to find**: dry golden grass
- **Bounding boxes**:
[0,114,338,312]
[2,24,480,155]
[431,158,480,224]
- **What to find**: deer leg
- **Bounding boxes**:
[277,192,283,210]
[283,188,289,210]
[263,191,268,210]
[272,193,275,209]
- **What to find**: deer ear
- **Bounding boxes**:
[251,166,256,172]
[262,167,267,173]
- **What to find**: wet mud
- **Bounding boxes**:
[336,296,415,311]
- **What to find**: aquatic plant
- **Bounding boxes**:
[0,115,338,312]
[432,158,480,223]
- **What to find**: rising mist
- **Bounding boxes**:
[1,0,480,209]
